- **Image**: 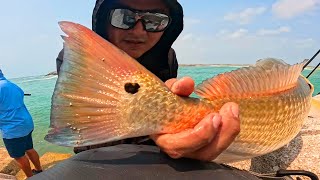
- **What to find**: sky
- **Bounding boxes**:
[0,0,319,78]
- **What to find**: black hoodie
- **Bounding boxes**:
[57,0,184,82]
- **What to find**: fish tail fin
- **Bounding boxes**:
[45,21,162,147]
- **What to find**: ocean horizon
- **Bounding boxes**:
[0,65,319,156]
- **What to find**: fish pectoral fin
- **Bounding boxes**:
[195,58,308,100]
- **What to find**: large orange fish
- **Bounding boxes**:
[45,21,315,163]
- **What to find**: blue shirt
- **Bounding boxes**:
[0,72,34,139]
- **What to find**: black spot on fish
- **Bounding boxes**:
[125,83,140,94]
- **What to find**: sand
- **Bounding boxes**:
[0,150,71,180]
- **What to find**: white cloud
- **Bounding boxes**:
[216,30,229,37]
[227,29,249,39]
[224,7,267,24]
[215,29,249,39]
[173,31,318,66]
[257,26,291,36]
[272,0,320,19]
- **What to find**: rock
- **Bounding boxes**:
[0,148,20,176]
[45,71,57,76]
[0,173,17,180]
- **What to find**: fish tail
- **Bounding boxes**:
[45,21,163,147]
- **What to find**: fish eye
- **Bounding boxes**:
[124,83,140,94]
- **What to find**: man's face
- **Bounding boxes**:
[107,0,169,59]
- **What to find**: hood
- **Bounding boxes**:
[92,0,183,81]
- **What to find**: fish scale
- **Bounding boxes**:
[216,79,311,162]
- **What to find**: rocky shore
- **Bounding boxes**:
[0,149,72,180]
[45,71,58,76]
[1,95,319,179]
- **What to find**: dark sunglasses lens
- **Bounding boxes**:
[142,13,170,32]
[110,9,135,29]
[110,9,170,32]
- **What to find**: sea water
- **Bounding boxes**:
[0,66,319,155]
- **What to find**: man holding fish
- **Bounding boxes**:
[55,0,241,161]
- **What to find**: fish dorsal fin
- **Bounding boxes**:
[195,58,307,100]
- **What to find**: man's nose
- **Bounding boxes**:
[130,21,147,35]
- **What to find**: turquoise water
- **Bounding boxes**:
[0,66,319,155]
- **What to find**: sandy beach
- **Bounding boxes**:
[1,95,319,179]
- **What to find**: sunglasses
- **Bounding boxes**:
[109,8,171,32]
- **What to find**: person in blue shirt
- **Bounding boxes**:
[0,69,42,177]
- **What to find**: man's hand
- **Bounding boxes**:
[150,77,240,161]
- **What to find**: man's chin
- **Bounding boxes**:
[126,50,144,59]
